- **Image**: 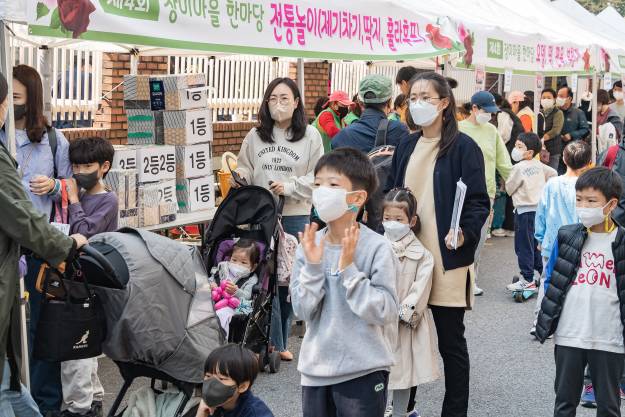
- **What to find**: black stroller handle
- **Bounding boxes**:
[79,244,116,277]
[277,195,285,217]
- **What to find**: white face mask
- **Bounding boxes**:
[576,202,611,228]
[556,97,567,108]
[541,98,555,110]
[614,91,624,101]
[409,100,440,127]
[383,221,411,242]
[476,112,491,125]
[312,186,357,223]
[227,262,251,280]
[269,102,295,123]
[511,147,526,162]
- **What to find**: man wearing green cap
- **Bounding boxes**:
[332,74,409,153]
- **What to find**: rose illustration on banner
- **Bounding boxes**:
[601,48,611,73]
[426,24,452,50]
[36,0,96,38]
[583,49,591,72]
[457,24,474,67]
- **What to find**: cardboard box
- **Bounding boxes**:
[126,109,164,145]
[111,146,138,171]
[136,146,176,183]
[175,143,212,179]
[164,108,213,145]
[124,74,207,111]
[104,169,137,210]
[176,175,215,213]
[118,207,138,228]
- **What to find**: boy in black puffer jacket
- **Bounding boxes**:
[536,167,625,417]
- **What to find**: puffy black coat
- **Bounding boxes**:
[536,224,625,344]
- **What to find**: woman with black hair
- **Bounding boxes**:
[387,71,490,417]
[233,77,323,362]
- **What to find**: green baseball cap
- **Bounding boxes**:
[359,74,393,104]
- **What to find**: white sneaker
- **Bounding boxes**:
[384,405,393,417]
[507,278,530,291]
[474,286,484,296]
[491,228,507,237]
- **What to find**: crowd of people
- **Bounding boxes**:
[1,60,625,417]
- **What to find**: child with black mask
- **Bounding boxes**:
[197,344,274,417]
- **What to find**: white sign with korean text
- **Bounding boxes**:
[155,179,177,204]
[604,72,613,90]
[183,143,213,179]
[112,147,138,171]
[179,87,209,110]
[185,109,214,145]
[189,176,215,211]
[137,146,176,183]
[504,69,512,93]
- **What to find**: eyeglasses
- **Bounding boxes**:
[268,97,292,105]
[409,96,442,104]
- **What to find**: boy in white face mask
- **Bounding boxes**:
[382,188,439,417]
[610,81,625,122]
[504,133,557,292]
[290,147,399,417]
[536,167,625,416]
[459,91,513,295]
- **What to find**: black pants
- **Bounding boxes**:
[514,212,543,282]
[302,371,389,417]
[554,345,624,417]
[431,306,469,417]
[502,194,515,231]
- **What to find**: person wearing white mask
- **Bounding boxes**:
[387,72,490,417]
[538,88,565,171]
[382,188,440,417]
[610,80,625,122]
[556,86,590,175]
[233,77,323,361]
[536,167,625,417]
[459,91,513,296]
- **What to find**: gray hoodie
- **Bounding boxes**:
[290,225,399,386]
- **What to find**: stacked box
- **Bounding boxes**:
[163,108,213,145]
[112,146,138,171]
[104,169,137,210]
[175,143,212,179]
[136,146,177,183]
[138,186,160,227]
[126,110,164,145]
[138,180,178,226]
[176,175,215,213]
[124,74,207,111]
[119,208,139,228]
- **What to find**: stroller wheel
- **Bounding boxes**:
[269,350,281,374]
[258,346,267,372]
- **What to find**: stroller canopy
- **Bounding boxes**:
[90,228,224,384]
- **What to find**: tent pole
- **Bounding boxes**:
[297,58,305,111]
[39,46,53,123]
[0,20,16,157]
[130,53,139,75]
[591,71,598,163]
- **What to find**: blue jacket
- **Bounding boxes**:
[386,132,490,270]
[211,391,274,417]
[561,106,589,141]
[331,108,409,153]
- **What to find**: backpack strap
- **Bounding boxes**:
[47,126,58,178]
[375,118,389,148]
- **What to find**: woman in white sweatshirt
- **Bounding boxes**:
[234,77,324,361]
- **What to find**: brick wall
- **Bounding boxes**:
[212,121,256,156]
[93,54,168,143]
[302,62,330,121]
[60,128,110,142]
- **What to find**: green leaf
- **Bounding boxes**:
[49,8,60,29]
[36,2,50,20]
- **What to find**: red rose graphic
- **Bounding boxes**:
[583,49,591,72]
[463,33,474,67]
[426,24,452,50]
[58,0,96,38]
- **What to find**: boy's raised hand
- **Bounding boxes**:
[299,223,324,264]
[339,225,359,271]
[66,178,80,204]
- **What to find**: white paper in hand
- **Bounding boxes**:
[449,179,467,249]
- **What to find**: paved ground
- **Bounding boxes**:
[99,236,613,417]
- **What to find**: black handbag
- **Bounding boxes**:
[33,261,107,362]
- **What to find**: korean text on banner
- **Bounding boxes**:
[26,0,463,60]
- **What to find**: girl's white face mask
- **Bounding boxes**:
[383,221,411,242]
[409,100,440,127]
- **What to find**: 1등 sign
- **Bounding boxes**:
[164,108,213,146]
[176,175,215,213]
[175,143,213,180]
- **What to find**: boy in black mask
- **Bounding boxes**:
[60,137,116,417]
[198,344,274,417]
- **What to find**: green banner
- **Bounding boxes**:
[99,0,159,21]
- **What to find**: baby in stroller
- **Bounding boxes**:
[209,239,260,338]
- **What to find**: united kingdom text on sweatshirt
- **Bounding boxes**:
[236,125,323,216]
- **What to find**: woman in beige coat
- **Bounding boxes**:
[382,188,441,417]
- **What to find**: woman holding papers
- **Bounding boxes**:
[386,71,489,417]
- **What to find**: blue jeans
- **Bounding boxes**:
[514,212,543,282]
[270,215,308,352]
[0,359,42,417]
[25,257,62,413]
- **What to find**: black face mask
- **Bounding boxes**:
[74,171,100,190]
[13,104,26,120]
[202,377,237,408]
[337,106,349,119]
